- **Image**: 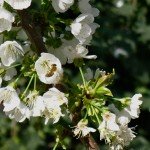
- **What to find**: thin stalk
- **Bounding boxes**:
[22,74,34,98]
[34,74,37,91]
[91,106,101,124]
[79,67,86,90]
[9,73,23,87]
[14,73,23,84]
[6,64,21,70]
[84,111,88,120]
[53,142,59,150]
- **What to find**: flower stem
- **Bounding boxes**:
[14,73,22,83]
[22,74,34,98]
[53,142,59,150]
[91,106,101,124]
[79,67,86,89]
[34,74,37,91]
[6,64,21,70]
[9,73,23,87]
[84,111,88,119]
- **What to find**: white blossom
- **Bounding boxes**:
[43,98,64,124]
[0,86,20,112]
[5,0,32,10]
[5,102,31,122]
[109,104,131,126]
[48,38,97,64]
[109,94,142,126]
[98,112,120,142]
[0,63,17,86]
[43,87,68,106]
[64,44,97,63]
[3,68,17,81]
[47,45,68,65]
[26,91,45,117]
[73,119,96,137]
[71,13,99,44]
[0,7,14,33]
[110,126,136,150]
[125,94,142,119]
[35,53,63,84]
[78,0,100,17]
[52,0,74,13]
[0,41,24,66]
[101,112,120,131]
[117,110,131,126]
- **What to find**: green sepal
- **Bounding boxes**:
[96,87,113,97]
[95,69,115,89]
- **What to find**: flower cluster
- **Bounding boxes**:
[98,94,142,149]
[0,86,67,123]
[71,69,142,150]
[0,0,143,149]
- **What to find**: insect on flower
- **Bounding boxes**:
[45,64,57,77]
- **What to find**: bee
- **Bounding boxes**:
[45,64,57,77]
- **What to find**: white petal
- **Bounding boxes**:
[5,0,32,10]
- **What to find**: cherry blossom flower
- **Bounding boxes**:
[48,38,97,64]
[110,126,136,150]
[43,98,64,124]
[117,110,131,126]
[0,7,14,33]
[98,112,120,142]
[52,0,74,13]
[71,13,99,44]
[78,0,100,17]
[35,53,63,84]
[5,102,31,122]
[128,94,142,118]
[101,112,120,131]
[0,86,20,112]
[0,41,24,66]
[43,87,68,106]
[0,63,17,82]
[73,119,96,138]
[5,0,32,10]
[25,91,45,117]
[121,94,142,120]
[64,44,97,63]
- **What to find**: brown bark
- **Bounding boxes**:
[84,134,100,150]
[17,10,47,55]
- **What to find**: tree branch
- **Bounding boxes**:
[17,10,47,55]
[83,134,100,150]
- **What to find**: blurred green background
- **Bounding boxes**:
[0,0,150,149]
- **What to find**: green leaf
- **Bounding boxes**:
[96,87,113,97]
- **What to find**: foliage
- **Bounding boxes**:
[0,0,149,150]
